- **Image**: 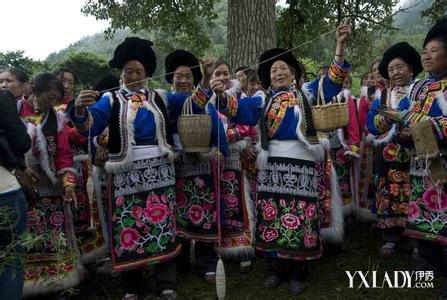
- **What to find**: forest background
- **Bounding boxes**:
[1,0,446,95]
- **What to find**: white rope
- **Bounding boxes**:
[97,28,337,94]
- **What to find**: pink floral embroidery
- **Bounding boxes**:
[225,194,238,207]
[176,191,186,208]
[263,204,278,221]
[263,227,278,242]
[389,183,400,197]
[189,204,205,224]
[120,227,140,250]
[146,194,160,206]
[305,204,317,220]
[132,206,143,219]
[304,233,317,248]
[224,171,236,181]
[423,188,447,211]
[49,211,64,227]
[116,196,124,207]
[143,203,168,223]
[281,213,300,229]
[194,177,205,188]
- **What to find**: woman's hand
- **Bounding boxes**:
[336,19,352,45]
[75,90,99,116]
[200,58,214,89]
[335,19,351,65]
[210,78,226,99]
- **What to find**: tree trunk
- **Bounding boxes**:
[227,0,276,70]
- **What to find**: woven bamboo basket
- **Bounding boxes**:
[410,119,440,159]
[311,75,349,131]
[178,97,211,153]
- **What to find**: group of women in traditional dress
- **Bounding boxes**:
[2,15,447,300]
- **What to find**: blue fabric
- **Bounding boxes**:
[71,88,228,157]
[229,66,346,141]
[367,99,383,136]
[304,60,351,105]
[0,189,27,300]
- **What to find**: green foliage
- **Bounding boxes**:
[53,51,113,89]
[0,50,49,78]
[82,0,220,57]
[277,0,398,75]
[422,0,447,23]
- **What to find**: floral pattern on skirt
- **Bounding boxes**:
[375,143,410,229]
[331,147,353,209]
[255,156,322,260]
[175,157,219,242]
[405,174,447,245]
[24,196,79,289]
[109,174,180,272]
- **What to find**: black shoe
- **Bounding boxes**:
[289,279,305,294]
[263,273,281,289]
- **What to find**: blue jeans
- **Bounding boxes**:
[0,189,27,300]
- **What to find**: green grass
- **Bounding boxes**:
[69,221,443,300]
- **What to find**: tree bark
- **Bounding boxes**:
[227,0,276,70]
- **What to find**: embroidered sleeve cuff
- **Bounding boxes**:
[191,86,210,109]
[62,171,76,190]
[328,59,350,85]
[374,115,390,134]
[70,106,93,133]
[226,127,241,143]
[226,96,238,118]
[431,117,447,140]
[344,144,360,158]
[97,133,109,147]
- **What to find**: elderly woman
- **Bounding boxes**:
[391,17,447,292]
[163,50,228,283]
[71,37,224,299]
[367,42,423,257]
[210,23,351,294]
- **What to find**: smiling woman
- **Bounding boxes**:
[366,41,422,258]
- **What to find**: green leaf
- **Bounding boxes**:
[160,235,171,245]
[146,242,159,254]
[276,236,288,246]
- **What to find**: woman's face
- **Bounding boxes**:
[33,88,63,112]
[0,71,25,98]
[387,58,413,86]
[121,60,147,91]
[236,70,248,91]
[212,64,231,89]
[59,71,75,100]
[173,65,194,93]
[422,40,447,78]
[270,60,295,89]
[247,79,262,96]
[371,62,385,86]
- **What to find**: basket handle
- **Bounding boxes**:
[181,97,194,115]
[316,75,326,106]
